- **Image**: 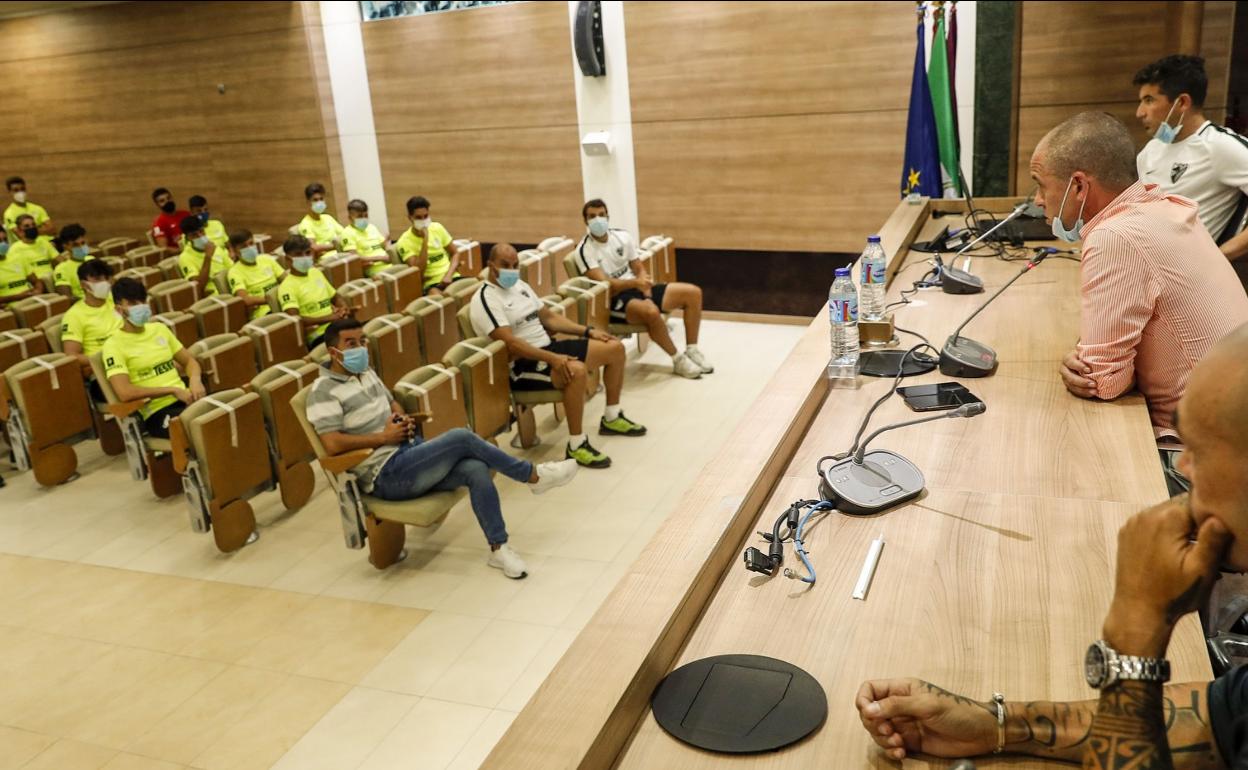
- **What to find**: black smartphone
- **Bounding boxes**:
[896,382,982,412]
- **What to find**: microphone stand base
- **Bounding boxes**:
[938,336,999,378]
[819,450,926,515]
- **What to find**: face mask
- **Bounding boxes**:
[292,256,314,273]
[413,217,431,230]
[192,236,209,250]
[1050,175,1088,243]
[1155,100,1186,144]
[199,211,210,223]
[353,217,368,230]
[71,244,90,260]
[310,200,327,214]
[160,201,176,214]
[338,346,369,374]
[587,216,609,237]
[239,245,259,264]
[21,227,37,240]
[498,268,520,289]
[126,303,152,326]
[88,280,111,300]
[13,191,26,204]
[0,242,9,256]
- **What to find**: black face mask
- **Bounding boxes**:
[21,227,37,240]
[160,201,177,214]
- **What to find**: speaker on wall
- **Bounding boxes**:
[574,0,605,77]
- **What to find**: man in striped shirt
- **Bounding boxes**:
[1031,112,1248,490]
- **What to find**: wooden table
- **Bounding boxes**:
[485,198,1209,769]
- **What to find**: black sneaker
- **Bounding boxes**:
[567,439,612,468]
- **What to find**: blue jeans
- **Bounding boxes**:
[370,428,533,546]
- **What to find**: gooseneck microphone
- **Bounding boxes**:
[938,252,1050,378]
[937,201,1030,295]
[820,402,987,515]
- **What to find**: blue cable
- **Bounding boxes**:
[784,501,834,584]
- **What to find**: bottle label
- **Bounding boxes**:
[861,260,885,285]
[829,297,858,324]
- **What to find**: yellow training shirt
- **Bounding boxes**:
[178,242,235,295]
[227,255,285,319]
[54,255,96,300]
[8,238,57,286]
[3,200,49,237]
[394,222,457,288]
[101,322,185,418]
[0,253,31,300]
[279,267,337,342]
[203,218,229,249]
[61,297,121,356]
[297,214,344,259]
[341,222,390,276]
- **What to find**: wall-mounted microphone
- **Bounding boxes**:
[938,252,1050,378]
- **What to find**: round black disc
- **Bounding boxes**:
[859,349,938,378]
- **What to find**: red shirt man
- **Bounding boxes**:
[150,187,190,252]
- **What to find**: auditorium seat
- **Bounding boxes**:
[116,266,162,290]
[452,238,482,275]
[444,276,482,311]
[338,278,387,322]
[87,352,182,499]
[242,312,306,370]
[124,245,163,269]
[97,236,138,257]
[250,360,319,511]
[442,336,511,440]
[363,313,423,389]
[156,255,181,281]
[153,311,199,349]
[189,334,260,392]
[403,295,459,366]
[0,353,93,486]
[518,248,556,299]
[190,294,248,337]
[11,293,72,330]
[376,264,423,313]
[393,364,465,440]
[149,279,200,314]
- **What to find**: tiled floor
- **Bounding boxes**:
[0,319,805,769]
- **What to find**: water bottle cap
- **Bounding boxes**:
[867,235,881,243]
[835,267,850,277]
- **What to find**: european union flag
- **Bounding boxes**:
[901,17,943,198]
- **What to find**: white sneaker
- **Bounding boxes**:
[530,459,578,495]
[488,543,528,579]
[684,347,714,374]
[672,353,703,379]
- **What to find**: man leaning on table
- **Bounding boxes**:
[856,322,1248,769]
[1035,111,1248,494]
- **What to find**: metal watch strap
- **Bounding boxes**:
[1114,654,1171,683]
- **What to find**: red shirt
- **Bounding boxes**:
[151,209,191,246]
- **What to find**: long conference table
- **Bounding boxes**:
[484,197,1209,768]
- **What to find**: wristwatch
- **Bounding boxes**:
[1085,639,1170,689]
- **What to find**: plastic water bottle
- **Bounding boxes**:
[859,235,887,321]
[827,266,859,380]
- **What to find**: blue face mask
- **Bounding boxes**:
[239,246,259,264]
[1050,175,1088,243]
[587,216,609,237]
[1155,101,1185,145]
[311,200,327,215]
[292,256,314,273]
[192,236,209,250]
[71,244,90,260]
[126,303,152,326]
[337,346,369,374]
[353,217,368,230]
[497,268,520,289]
[199,211,211,224]
[0,242,8,256]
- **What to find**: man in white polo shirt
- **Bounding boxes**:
[469,243,646,469]
[1134,55,1248,278]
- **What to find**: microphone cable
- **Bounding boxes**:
[783,500,836,585]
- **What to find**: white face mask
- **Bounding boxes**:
[413,217,431,230]
[13,191,26,203]
[87,281,111,300]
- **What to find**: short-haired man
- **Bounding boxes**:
[226,229,285,320]
[340,198,391,277]
[296,182,343,259]
[150,188,190,254]
[575,199,712,379]
[306,318,578,577]
[1037,112,1248,489]
[1134,55,1248,267]
[9,212,56,291]
[53,223,94,300]
[394,195,462,295]
[177,215,234,296]
[62,259,122,388]
[3,176,54,241]
[102,277,206,438]
[187,194,229,249]
[470,243,646,468]
[0,231,35,305]
[278,234,348,350]
[854,323,1248,768]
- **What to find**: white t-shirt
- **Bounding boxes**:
[574,229,637,280]
[1137,121,1248,240]
[468,279,551,349]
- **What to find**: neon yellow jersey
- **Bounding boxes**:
[297,214,344,259]
[394,223,456,287]
[203,219,229,249]
[279,267,337,342]
[177,242,234,295]
[3,200,49,237]
[8,238,57,285]
[227,255,284,320]
[54,256,96,300]
[0,253,31,300]
[101,322,184,418]
[61,297,121,356]
[341,222,390,276]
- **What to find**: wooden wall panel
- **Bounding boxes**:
[625,1,916,254]
[0,1,339,243]
[364,0,581,243]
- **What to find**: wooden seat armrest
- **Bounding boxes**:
[168,417,190,475]
[319,448,374,474]
[107,399,149,418]
[409,411,432,423]
[0,378,10,421]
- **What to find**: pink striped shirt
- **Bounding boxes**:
[1078,181,1248,436]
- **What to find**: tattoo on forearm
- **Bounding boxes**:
[1084,680,1172,770]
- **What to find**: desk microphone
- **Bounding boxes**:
[938,201,1030,295]
[820,403,986,515]
[938,252,1050,378]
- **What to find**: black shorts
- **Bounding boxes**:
[88,378,106,404]
[510,339,590,391]
[610,284,667,322]
[143,401,187,439]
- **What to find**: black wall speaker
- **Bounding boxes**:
[574,0,605,77]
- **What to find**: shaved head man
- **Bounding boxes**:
[854,324,1248,767]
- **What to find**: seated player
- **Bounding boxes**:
[394,195,463,296]
[150,187,191,255]
[9,213,56,292]
[187,194,229,249]
[340,199,392,277]
[53,223,95,300]
[278,234,349,349]
[61,259,122,393]
[3,176,55,241]
[0,231,35,305]
[226,229,285,320]
[296,182,344,260]
[177,215,234,296]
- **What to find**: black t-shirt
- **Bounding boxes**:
[1209,665,1248,768]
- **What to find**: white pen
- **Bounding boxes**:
[852,534,885,600]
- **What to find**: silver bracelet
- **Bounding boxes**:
[992,692,1006,754]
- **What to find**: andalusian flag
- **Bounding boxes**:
[928,4,961,197]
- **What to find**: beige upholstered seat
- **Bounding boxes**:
[87,352,181,498]
[451,238,482,275]
[517,248,556,299]
[98,236,138,256]
[10,293,71,329]
[444,277,482,311]
[338,278,387,322]
[441,336,511,440]
[189,333,259,392]
[38,313,64,353]
[363,313,423,389]
[1,353,93,486]
[116,266,162,290]
[242,312,305,370]
[149,279,200,314]
[156,255,182,281]
[403,295,460,366]
[124,245,163,269]
[190,294,248,337]
[153,311,199,349]
[376,264,422,313]
[0,328,49,373]
[249,360,318,511]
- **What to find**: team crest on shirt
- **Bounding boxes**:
[1171,163,1189,183]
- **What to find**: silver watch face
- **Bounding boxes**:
[1085,642,1107,687]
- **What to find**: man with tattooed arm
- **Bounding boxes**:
[855,322,1248,769]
